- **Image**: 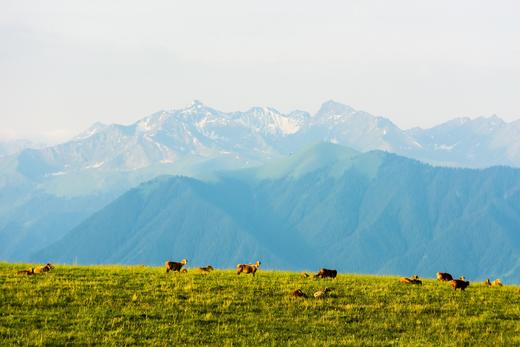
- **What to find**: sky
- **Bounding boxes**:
[1,1,520,143]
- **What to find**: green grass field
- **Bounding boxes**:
[1,263,520,346]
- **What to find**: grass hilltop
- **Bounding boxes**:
[1,263,520,346]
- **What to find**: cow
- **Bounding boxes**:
[197,265,214,273]
[236,261,261,276]
[165,259,188,273]
[450,278,470,291]
[492,279,503,287]
[17,268,35,275]
[34,263,55,273]
[399,275,422,285]
[292,289,308,298]
[315,268,337,279]
[314,287,332,299]
[436,272,453,281]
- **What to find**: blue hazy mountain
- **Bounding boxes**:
[0,139,45,158]
[0,193,115,261]
[3,100,520,263]
[33,143,520,282]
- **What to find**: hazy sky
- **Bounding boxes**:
[1,1,520,143]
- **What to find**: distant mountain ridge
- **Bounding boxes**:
[8,100,520,183]
[34,143,520,282]
[2,100,520,265]
[0,139,44,158]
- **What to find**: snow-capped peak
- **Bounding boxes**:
[73,122,107,140]
[191,99,204,108]
[34,100,520,175]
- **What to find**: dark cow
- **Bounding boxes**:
[450,278,470,291]
[165,259,188,273]
[198,265,214,273]
[315,268,337,279]
[436,272,453,281]
[291,289,308,298]
[17,268,35,275]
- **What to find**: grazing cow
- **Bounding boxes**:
[436,272,453,281]
[492,279,503,287]
[236,261,261,276]
[483,278,492,287]
[315,268,337,279]
[292,289,308,298]
[34,263,55,274]
[165,259,188,273]
[300,272,310,278]
[17,268,35,275]
[180,268,188,273]
[314,287,332,299]
[197,266,214,273]
[399,275,422,285]
[450,278,470,291]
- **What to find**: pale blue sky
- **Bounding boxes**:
[1,1,520,143]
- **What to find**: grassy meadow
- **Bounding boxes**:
[1,263,520,346]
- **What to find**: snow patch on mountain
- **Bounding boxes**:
[85,161,105,169]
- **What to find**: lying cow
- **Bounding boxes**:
[292,289,308,298]
[315,268,337,279]
[314,287,332,299]
[34,263,55,273]
[399,275,422,285]
[197,265,214,273]
[17,268,35,275]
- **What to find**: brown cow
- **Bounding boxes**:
[436,272,453,281]
[236,261,261,276]
[399,275,422,285]
[165,259,188,273]
[300,272,310,278]
[292,289,308,298]
[34,263,55,274]
[450,278,470,291]
[483,278,492,286]
[315,268,337,279]
[197,265,214,273]
[492,279,503,287]
[17,268,35,275]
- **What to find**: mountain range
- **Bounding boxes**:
[33,143,520,282]
[6,100,520,184]
[2,100,520,280]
